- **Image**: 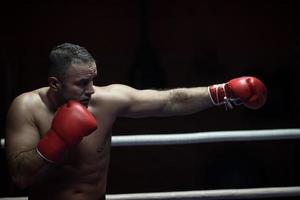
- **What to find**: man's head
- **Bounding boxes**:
[49,43,95,79]
[48,43,97,107]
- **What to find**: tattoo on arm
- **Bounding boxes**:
[11,148,50,187]
[14,148,41,175]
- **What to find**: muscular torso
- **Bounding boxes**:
[10,84,188,199]
[29,87,117,200]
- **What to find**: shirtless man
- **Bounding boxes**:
[5,43,267,200]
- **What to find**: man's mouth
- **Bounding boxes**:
[80,99,90,106]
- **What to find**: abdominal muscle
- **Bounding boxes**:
[29,133,111,200]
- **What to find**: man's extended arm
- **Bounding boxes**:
[105,84,212,118]
[112,76,267,118]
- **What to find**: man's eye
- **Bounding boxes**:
[76,80,88,86]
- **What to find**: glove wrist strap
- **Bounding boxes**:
[208,84,241,110]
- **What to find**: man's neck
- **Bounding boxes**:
[46,88,63,111]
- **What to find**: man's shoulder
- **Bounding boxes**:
[10,87,47,111]
[93,84,135,100]
[94,84,134,94]
[91,84,134,109]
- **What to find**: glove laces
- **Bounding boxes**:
[209,84,242,110]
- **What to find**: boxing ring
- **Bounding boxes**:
[1,128,300,199]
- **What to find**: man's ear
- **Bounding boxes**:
[48,77,62,91]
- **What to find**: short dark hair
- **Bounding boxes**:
[48,43,95,78]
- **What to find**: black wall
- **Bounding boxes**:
[0,0,299,197]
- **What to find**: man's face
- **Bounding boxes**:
[59,62,97,107]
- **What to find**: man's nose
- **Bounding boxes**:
[85,82,95,96]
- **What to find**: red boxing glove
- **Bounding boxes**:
[37,100,97,163]
[208,76,267,109]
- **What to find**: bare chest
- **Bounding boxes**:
[34,106,115,163]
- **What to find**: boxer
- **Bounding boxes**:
[5,43,267,200]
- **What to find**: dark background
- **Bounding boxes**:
[0,0,300,198]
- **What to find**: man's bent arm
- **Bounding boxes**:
[5,94,53,188]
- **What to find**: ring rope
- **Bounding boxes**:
[1,129,300,149]
[105,186,300,200]
[1,186,300,200]
[111,128,300,146]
